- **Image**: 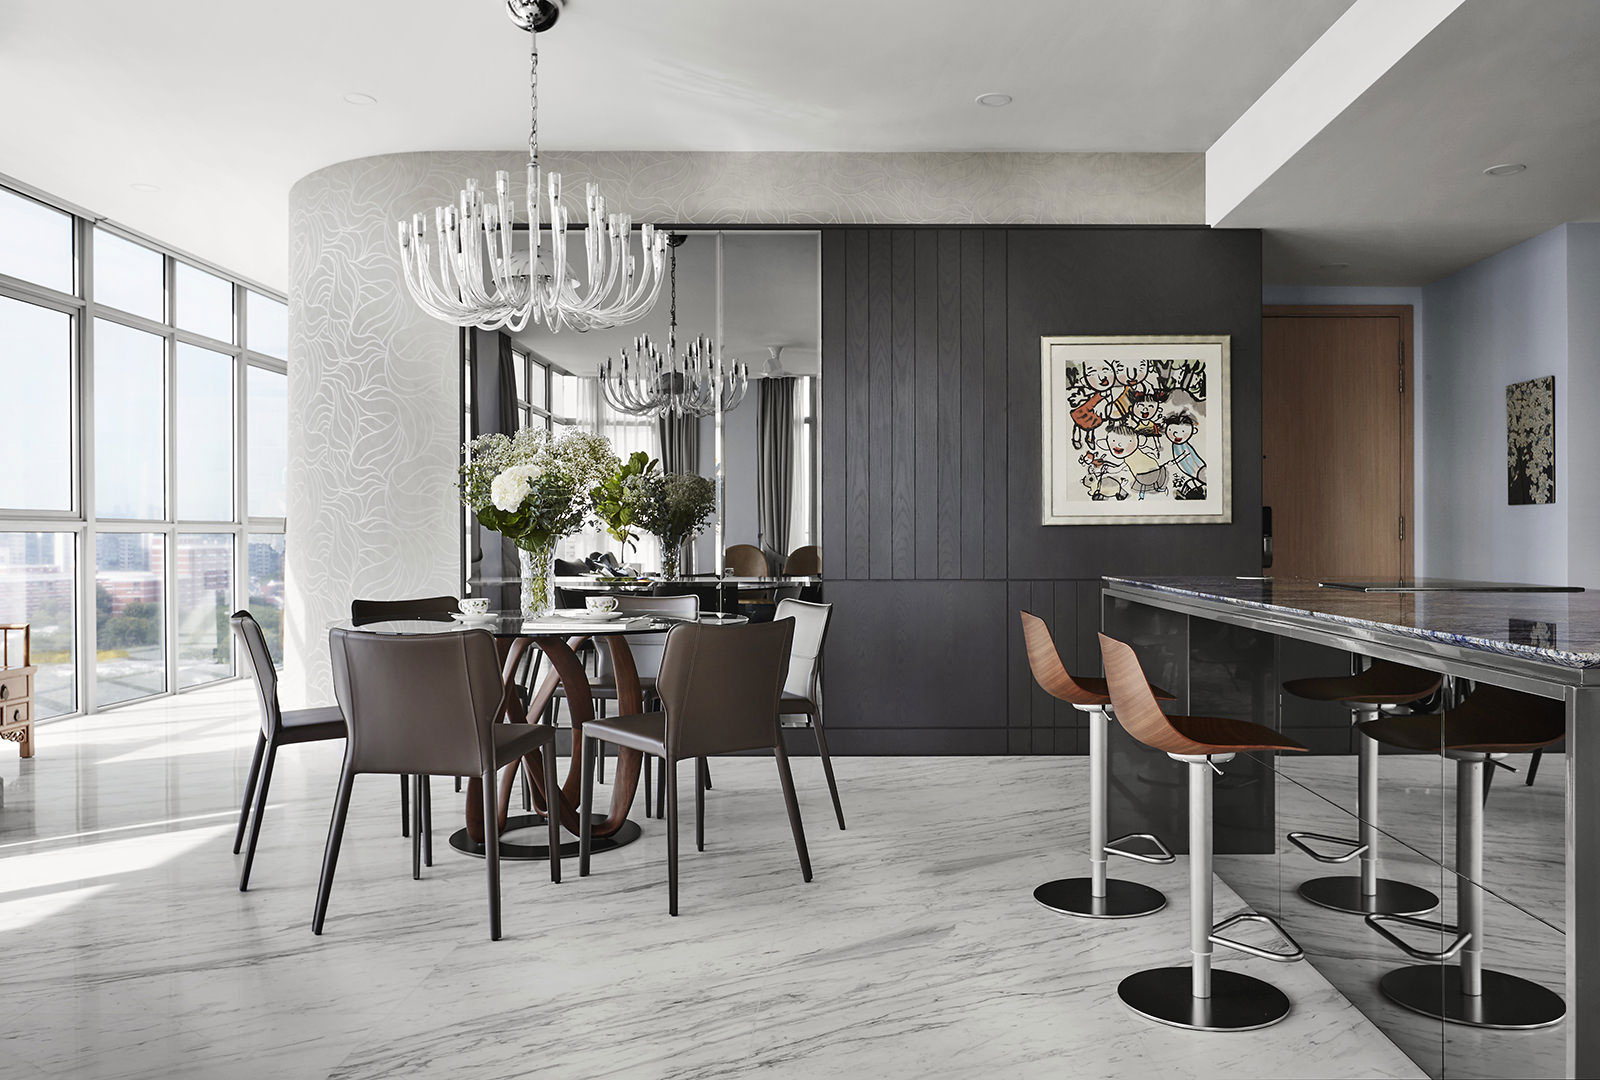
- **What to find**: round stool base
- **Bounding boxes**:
[1033,877,1167,919]
[1118,967,1292,1032]
[447,815,641,861]
[1379,964,1565,1030]
[1298,875,1439,916]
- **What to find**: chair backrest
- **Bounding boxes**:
[774,598,831,701]
[725,544,767,577]
[231,610,281,738]
[657,619,794,758]
[596,593,700,681]
[784,545,821,576]
[1020,611,1109,707]
[1098,633,1212,756]
[652,581,725,615]
[350,595,459,626]
[328,627,505,776]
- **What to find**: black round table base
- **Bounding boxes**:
[1034,877,1167,919]
[1379,965,1566,1030]
[448,814,642,861]
[1118,967,1292,1032]
[1298,875,1439,916]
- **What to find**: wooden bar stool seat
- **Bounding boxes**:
[1100,632,1310,1032]
[1360,684,1566,1030]
[1020,612,1177,919]
[1283,659,1443,917]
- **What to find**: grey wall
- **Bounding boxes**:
[285,150,1201,705]
[820,226,1264,754]
[1565,224,1600,589]
[1421,227,1571,584]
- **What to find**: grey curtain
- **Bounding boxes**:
[757,377,796,571]
[657,412,702,574]
[468,329,521,607]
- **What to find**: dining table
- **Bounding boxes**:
[329,608,748,860]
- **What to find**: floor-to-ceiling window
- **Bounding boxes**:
[0,180,288,717]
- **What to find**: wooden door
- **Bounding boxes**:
[1262,307,1413,581]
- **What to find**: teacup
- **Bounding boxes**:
[459,597,491,615]
[586,595,619,614]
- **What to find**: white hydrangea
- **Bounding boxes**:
[490,463,540,512]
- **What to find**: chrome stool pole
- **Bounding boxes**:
[1034,705,1173,919]
[1119,753,1302,1031]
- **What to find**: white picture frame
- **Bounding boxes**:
[1039,334,1231,526]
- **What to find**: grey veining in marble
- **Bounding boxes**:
[1106,576,1600,668]
[0,683,1425,1080]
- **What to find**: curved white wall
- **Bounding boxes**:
[284,150,1202,705]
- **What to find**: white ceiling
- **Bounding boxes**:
[1219,0,1600,285]
[516,230,820,378]
[0,0,1353,289]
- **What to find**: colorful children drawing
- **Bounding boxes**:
[1062,353,1209,505]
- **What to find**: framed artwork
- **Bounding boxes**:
[1040,335,1231,526]
[1506,375,1555,505]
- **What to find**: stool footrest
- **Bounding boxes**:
[1365,912,1473,962]
[1210,912,1305,963]
[1286,830,1367,864]
[1104,832,1175,865]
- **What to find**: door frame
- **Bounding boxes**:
[1262,304,1415,579]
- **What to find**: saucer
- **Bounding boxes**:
[450,612,498,623]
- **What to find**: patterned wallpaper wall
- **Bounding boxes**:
[283,149,1202,705]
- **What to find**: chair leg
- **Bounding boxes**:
[643,754,653,818]
[411,775,423,880]
[667,757,680,916]
[234,732,266,854]
[1526,748,1543,787]
[544,745,562,884]
[695,757,706,852]
[657,756,667,819]
[520,760,533,812]
[773,741,813,882]
[455,776,462,793]
[422,775,432,867]
[312,764,355,935]
[579,737,595,877]
[811,704,846,830]
[597,741,606,784]
[239,737,279,892]
[701,758,712,790]
[483,768,502,941]
[400,774,410,837]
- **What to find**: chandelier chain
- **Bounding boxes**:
[528,12,538,168]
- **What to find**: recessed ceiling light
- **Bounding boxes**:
[1320,262,1350,270]
[343,92,378,106]
[1483,163,1526,177]
[975,92,1013,107]
[130,182,160,192]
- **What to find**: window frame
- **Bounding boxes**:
[0,177,287,717]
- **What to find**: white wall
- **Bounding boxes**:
[284,150,1202,705]
[1420,227,1571,584]
[1563,224,1600,587]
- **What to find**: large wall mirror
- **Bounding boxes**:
[464,228,821,595]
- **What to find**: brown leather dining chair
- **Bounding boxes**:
[578,619,811,915]
[350,596,461,837]
[774,598,845,829]
[231,610,349,892]
[318,626,561,940]
[724,543,768,577]
[782,545,821,576]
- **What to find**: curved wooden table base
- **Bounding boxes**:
[463,632,646,846]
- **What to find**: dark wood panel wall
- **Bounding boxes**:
[819,226,1263,754]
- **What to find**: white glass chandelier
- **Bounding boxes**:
[396,0,668,333]
[599,235,749,418]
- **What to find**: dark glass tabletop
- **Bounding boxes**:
[329,610,748,637]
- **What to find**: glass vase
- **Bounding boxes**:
[519,539,555,619]
[660,539,682,581]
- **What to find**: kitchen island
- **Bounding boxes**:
[1100,576,1595,1080]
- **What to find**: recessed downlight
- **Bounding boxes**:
[1483,163,1526,177]
[343,92,378,106]
[975,92,1013,107]
[130,182,160,192]
[1320,262,1350,270]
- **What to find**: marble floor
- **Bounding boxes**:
[0,683,1424,1080]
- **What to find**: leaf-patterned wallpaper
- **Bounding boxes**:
[283,150,1202,705]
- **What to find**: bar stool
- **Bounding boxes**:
[1282,660,1442,916]
[1100,633,1310,1031]
[1361,683,1566,1029]
[1020,612,1175,918]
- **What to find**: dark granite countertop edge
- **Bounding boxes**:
[1102,576,1600,670]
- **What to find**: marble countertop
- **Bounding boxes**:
[1104,575,1600,669]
